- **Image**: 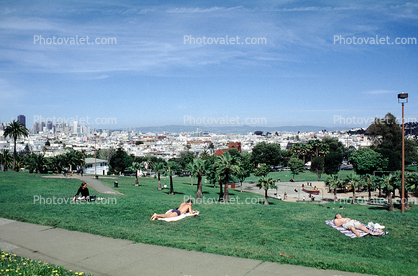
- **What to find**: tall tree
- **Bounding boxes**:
[310,156,324,180]
[349,148,388,175]
[3,120,29,171]
[380,174,395,211]
[110,147,133,174]
[216,152,238,202]
[252,142,283,166]
[154,161,167,191]
[165,161,182,195]
[288,158,305,179]
[129,162,144,186]
[188,158,206,199]
[345,174,360,204]
[235,154,252,192]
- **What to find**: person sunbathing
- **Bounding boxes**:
[334,214,383,237]
[151,200,196,220]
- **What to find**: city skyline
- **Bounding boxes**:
[1,1,417,129]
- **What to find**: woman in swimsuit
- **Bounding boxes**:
[151,200,196,220]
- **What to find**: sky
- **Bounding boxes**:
[1,0,417,131]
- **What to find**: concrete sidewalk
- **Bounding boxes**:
[0,218,375,276]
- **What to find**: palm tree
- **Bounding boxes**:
[290,143,302,159]
[165,161,181,195]
[49,155,65,174]
[363,174,378,202]
[188,158,206,200]
[129,162,143,186]
[381,174,395,211]
[154,162,167,191]
[325,175,342,202]
[215,152,238,202]
[3,120,29,171]
[405,172,418,209]
[0,150,13,171]
[345,174,360,204]
[256,176,276,205]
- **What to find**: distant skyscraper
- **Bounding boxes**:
[32,122,39,133]
[17,115,26,127]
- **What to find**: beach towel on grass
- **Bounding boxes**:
[158,211,199,222]
[325,220,388,238]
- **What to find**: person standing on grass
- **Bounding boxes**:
[150,200,196,220]
[73,182,89,201]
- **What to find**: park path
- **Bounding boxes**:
[72,175,124,195]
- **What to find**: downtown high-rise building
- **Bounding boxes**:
[17,115,26,127]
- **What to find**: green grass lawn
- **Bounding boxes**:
[0,171,417,276]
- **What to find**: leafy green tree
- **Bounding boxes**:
[322,137,345,155]
[307,139,322,161]
[98,148,116,163]
[109,148,132,174]
[252,142,283,166]
[405,172,418,209]
[235,154,252,192]
[349,148,388,175]
[3,120,29,171]
[324,152,343,175]
[288,158,304,179]
[254,163,271,178]
[256,176,276,205]
[310,156,324,180]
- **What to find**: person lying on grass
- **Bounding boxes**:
[334,214,383,237]
[72,182,89,201]
[150,199,197,220]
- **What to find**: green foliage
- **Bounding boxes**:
[251,142,283,166]
[0,250,91,276]
[109,148,132,173]
[349,148,388,175]
[323,152,343,175]
[254,163,271,178]
[288,157,305,178]
[255,175,276,205]
[310,156,324,180]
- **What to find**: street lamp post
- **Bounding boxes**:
[398,93,408,213]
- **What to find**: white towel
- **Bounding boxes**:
[158,211,199,222]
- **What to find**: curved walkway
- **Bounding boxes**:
[0,218,374,276]
[72,175,123,195]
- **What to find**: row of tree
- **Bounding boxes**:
[325,171,418,211]
[0,149,86,174]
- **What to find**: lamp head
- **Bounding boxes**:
[398,93,408,103]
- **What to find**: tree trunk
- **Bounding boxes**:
[169,175,174,195]
[190,175,193,185]
[157,173,162,190]
[405,192,411,209]
[13,138,17,171]
[196,174,202,199]
[264,189,269,205]
[352,185,356,204]
[368,184,371,202]
[334,189,337,202]
[218,178,224,201]
[135,172,139,186]
[388,191,394,211]
[224,181,229,202]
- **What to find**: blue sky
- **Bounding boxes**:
[1,0,417,130]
